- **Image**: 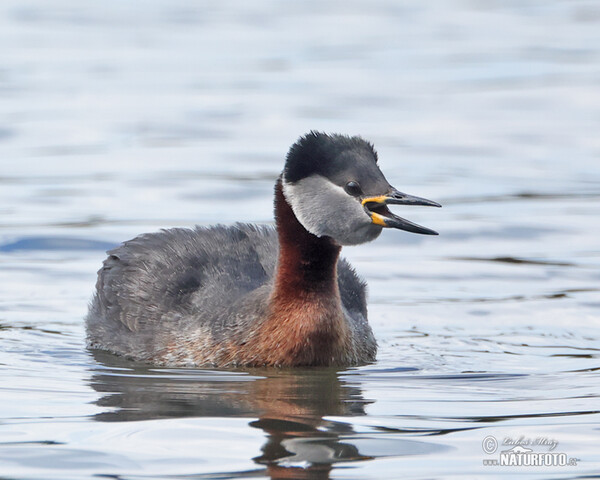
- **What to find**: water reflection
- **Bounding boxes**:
[89,350,372,478]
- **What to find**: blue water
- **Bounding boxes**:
[1,1,599,478]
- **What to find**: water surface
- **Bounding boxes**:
[1,0,599,478]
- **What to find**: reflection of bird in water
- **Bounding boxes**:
[90,351,368,423]
[252,417,371,480]
[87,132,440,367]
[89,350,372,479]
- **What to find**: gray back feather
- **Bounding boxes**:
[86,223,367,358]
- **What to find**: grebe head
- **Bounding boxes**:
[282,132,441,246]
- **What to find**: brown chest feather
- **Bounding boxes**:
[238,294,353,367]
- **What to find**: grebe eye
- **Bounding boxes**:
[344,181,362,197]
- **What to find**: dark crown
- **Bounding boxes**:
[283,132,378,184]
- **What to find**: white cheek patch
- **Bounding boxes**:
[282,175,381,245]
[283,175,348,237]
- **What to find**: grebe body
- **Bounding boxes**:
[86,132,440,367]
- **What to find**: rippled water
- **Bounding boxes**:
[1,1,599,478]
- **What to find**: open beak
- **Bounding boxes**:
[361,188,441,235]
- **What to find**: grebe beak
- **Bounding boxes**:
[361,188,441,235]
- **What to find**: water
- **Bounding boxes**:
[1,0,599,478]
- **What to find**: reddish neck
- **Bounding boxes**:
[272,178,341,299]
[238,179,351,367]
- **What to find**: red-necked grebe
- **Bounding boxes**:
[86,132,440,367]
